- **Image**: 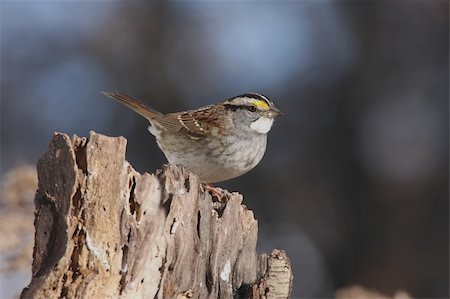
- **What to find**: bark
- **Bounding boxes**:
[21,132,293,299]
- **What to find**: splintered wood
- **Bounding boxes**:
[21,132,293,299]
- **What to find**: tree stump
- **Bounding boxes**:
[21,132,293,299]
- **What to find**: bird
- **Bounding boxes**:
[103,92,282,184]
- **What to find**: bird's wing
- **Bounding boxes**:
[103,91,223,139]
[162,105,222,139]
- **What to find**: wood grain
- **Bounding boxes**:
[21,132,293,299]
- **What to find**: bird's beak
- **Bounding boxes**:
[269,106,283,118]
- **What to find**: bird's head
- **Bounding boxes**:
[224,93,282,134]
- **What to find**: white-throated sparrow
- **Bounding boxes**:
[103,92,282,183]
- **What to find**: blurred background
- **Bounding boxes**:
[0,1,448,298]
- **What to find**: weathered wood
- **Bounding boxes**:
[21,131,293,299]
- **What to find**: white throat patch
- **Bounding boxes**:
[250,117,274,134]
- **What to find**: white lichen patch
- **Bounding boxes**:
[120,263,128,273]
[170,217,180,234]
[86,231,110,271]
[220,259,231,282]
[174,187,186,196]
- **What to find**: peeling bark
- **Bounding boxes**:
[21,132,293,299]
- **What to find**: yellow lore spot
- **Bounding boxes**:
[252,99,270,110]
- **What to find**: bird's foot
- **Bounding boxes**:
[203,183,225,201]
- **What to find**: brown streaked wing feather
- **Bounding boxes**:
[161,105,221,139]
[104,91,222,139]
[151,114,185,134]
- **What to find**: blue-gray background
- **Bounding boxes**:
[1,1,448,298]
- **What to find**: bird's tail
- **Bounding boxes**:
[102,91,163,120]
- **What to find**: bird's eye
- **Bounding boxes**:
[247,106,257,112]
